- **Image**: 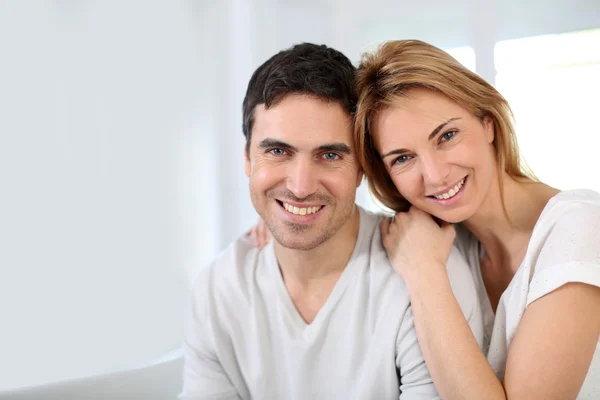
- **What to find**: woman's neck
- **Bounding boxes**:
[464,173,558,275]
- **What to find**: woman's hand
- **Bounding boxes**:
[380,206,456,281]
[247,218,271,249]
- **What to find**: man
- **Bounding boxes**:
[180,43,484,400]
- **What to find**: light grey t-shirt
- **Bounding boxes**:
[454,189,600,399]
[181,206,484,400]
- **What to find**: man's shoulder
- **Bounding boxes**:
[357,204,386,230]
[356,205,387,260]
[445,245,477,293]
[191,233,264,298]
[445,245,484,344]
[356,207,413,309]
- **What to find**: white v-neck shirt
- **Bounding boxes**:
[181,206,484,400]
[454,189,600,399]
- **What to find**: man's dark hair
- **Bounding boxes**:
[242,43,356,153]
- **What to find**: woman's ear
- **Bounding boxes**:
[483,115,494,143]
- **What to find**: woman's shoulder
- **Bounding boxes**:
[535,188,600,231]
[544,188,600,207]
[525,188,600,306]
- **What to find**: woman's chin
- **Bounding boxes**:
[419,204,471,225]
[440,215,467,224]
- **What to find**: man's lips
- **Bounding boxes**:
[276,199,325,216]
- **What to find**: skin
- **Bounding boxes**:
[245,94,363,323]
[374,87,600,400]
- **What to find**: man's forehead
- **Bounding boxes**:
[252,98,353,150]
[254,96,351,121]
[251,134,350,154]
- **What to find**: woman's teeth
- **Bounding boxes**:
[433,178,465,200]
[283,202,323,215]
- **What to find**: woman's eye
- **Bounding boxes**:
[440,130,457,142]
[322,152,340,161]
[393,154,412,165]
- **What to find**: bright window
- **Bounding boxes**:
[495,29,600,192]
[446,46,476,72]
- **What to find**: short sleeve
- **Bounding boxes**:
[395,306,441,400]
[526,200,600,306]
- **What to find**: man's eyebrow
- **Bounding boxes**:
[258,138,298,152]
[316,143,352,154]
[428,117,461,140]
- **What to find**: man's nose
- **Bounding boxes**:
[286,157,318,199]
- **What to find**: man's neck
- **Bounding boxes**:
[274,206,361,289]
[273,206,361,324]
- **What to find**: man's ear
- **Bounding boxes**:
[483,115,494,144]
[244,142,251,177]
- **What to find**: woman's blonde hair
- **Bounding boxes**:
[354,39,535,212]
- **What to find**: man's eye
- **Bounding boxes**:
[322,152,340,161]
[269,148,286,156]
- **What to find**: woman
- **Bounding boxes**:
[249,40,600,399]
[354,40,600,399]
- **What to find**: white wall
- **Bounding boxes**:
[0,0,211,390]
[0,0,598,391]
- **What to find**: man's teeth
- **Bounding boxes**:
[282,202,323,215]
[434,178,465,200]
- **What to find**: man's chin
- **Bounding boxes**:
[271,229,329,252]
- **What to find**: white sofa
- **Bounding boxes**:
[0,348,184,400]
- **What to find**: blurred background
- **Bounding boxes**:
[0,0,598,391]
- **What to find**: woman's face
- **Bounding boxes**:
[371,88,497,223]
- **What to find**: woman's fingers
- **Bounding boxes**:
[258,224,271,249]
[380,218,391,237]
[248,219,270,248]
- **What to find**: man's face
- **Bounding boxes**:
[245,94,362,251]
